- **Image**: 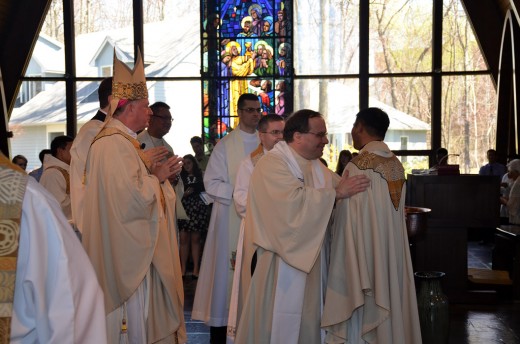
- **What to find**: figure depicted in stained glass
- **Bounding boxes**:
[275,80,286,115]
[237,16,258,57]
[254,46,274,76]
[259,79,274,115]
[274,8,288,41]
[218,52,232,125]
[276,42,290,76]
[254,41,267,69]
[263,16,273,36]
[226,41,256,125]
[249,4,264,36]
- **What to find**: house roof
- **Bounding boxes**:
[10,17,200,125]
[327,98,430,134]
[326,83,430,133]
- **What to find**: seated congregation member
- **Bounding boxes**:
[1,152,106,343]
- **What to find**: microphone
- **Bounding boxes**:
[140,143,146,149]
[438,153,459,165]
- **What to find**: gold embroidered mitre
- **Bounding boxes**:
[108,47,148,117]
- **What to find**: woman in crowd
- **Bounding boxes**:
[335,149,353,176]
[178,154,209,279]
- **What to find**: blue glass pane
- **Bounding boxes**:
[202,0,292,136]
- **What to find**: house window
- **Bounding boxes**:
[49,132,65,143]
[401,136,409,163]
[101,66,112,77]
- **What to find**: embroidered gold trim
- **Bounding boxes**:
[112,81,148,101]
[351,151,405,210]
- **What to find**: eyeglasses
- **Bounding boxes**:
[239,108,262,113]
[153,115,173,122]
[303,131,328,138]
[261,130,284,136]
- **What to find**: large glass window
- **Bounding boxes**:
[10,0,201,172]
[201,0,292,145]
[369,0,433,74]
[9,0,498,174]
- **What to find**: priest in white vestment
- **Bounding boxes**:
[0,153,107,343]
[322,107,422,344]
[227,114,285,342]
[69,77,111,233]
[81,50,186,343]
[192,93,261,343]
[235,109,370,344]
[40,135,74,220]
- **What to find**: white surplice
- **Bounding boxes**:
[11,177,107,343]
[192,127,259,327]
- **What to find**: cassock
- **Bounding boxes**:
[40,154,72,220]
[192,127,259,327]
[321,141,422,344]
[82,118,186,343]
[235,142,337,344]
[10,174,107,343]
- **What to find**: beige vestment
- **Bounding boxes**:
[235,143,337,344]
[40,154,71,220]
[322,141,421,344]
[82,118,186,343]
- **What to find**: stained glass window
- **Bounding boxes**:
[202,0,293,146]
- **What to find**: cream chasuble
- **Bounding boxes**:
[322,141,421,344]
[82,118,185,343]
[235,142,337,344]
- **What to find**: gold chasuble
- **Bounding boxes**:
[0,153,28,343]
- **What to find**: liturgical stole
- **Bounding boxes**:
[0,153,28,343]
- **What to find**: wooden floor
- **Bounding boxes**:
[182,240,520,343]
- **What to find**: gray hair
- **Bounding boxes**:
[508,159,520,173]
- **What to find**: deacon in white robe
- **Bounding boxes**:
[192,94,261,338]
[10,169,107,343]
[322,108,422,344]
[235,110,369,344]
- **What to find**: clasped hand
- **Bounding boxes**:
[152,155,184,183]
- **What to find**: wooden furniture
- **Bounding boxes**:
[406,174,500,302]
[493,225,520,299]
